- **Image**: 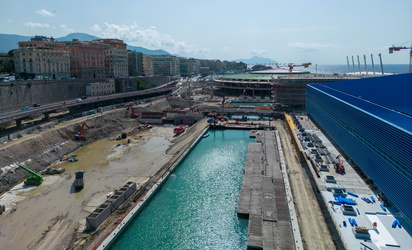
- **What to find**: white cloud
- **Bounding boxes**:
[288,42,333,52]
[96,22,209,56]
[59,24,74,33]
[249,49,267,56]
[36,9,55,17]
[24,22,51,28]
[91,24,101,32]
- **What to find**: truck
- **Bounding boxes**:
[74,170,85,190]
[18,165,43,186]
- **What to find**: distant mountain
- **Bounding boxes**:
[0,33,170,56]
[127,45,170,56]
[0,34,31,53]
[234,56,277,65]
[55,32,100,42]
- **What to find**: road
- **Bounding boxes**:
[276,121,336,250]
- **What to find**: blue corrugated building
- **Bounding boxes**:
[306,73,412,223]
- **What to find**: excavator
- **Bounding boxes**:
[18,165,43,186]
[335,154,346,174]
[74,122,89,140]
[126,103,139,118]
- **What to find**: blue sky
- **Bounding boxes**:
[2,0,411,64]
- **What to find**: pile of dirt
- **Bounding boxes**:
[0,109,140,193]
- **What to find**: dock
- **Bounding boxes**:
[238,129,299,249]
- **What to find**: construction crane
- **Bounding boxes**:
[288,63,312,75]
[389,43,412,73]
[74,122,89,140]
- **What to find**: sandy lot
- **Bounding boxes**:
[0,119,208,250]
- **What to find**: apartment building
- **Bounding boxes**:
[95,39,128,78]
[13,36,71,79]
[57,39,105,79]
[152,55,180,79]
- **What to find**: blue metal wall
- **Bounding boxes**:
[306,74,412,223]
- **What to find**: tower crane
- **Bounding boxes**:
[389,43,412,73]
[288,63,312,75]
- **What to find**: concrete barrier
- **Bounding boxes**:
[85,182,137,230]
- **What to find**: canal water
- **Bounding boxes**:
[109,129,253,249]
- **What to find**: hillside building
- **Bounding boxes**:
[179,58,200,76]
[57,39,105,79]
[13,36,71,79]
[152,55,180,79]
[93,39,128,78]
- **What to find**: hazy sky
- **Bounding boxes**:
[2,0,411,64]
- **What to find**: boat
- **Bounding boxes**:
[202,134,209,138]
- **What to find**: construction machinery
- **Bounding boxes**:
[126,103,139,118]
[17,165,43,186]
[288,63,312,75]
[335,154,346,174]
[74,170,85,190]
[74,122,89,140]
[173,125,185,135]
[389,43,412,73]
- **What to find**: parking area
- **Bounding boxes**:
[290,113,412,250]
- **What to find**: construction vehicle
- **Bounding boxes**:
[389,43,412,73]
[17,165,43,186]
[74,170,85,190]
[288,63,312,75]
[74,122,89,140]
[335,154,346,174]
[126,103,139,118]
[173,125,185,135]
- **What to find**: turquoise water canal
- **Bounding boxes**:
[109,129,253,249]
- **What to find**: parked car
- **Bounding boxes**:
[21,106,30,110]
[75,98,83,102]
[33,103,41,107]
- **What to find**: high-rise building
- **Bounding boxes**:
[142,54,153,76]
[152,55,180,79]
[128,51,143,76]
[179,58,200,76]
[307,73,412,223]
[13,36,71,79]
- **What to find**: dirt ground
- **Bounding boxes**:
[0,99,209,250]
[276,122,336,249]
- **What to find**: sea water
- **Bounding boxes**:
[109,129,253,249]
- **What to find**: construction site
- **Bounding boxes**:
[0,71,411,249]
